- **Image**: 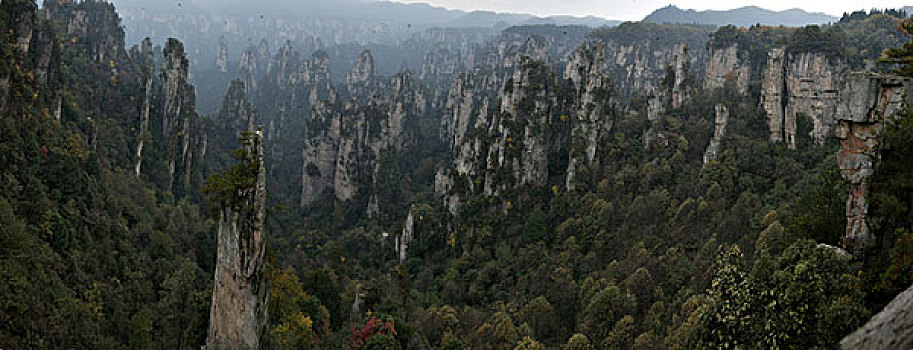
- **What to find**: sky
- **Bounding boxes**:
[388,0,913,20]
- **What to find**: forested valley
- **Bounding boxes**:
[2,1,913,348]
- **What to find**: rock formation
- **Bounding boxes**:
[704,43,750,94]
[397,208,415,263]
[761,48,846,149]
[564,44,614,191]
[587,23,709,100]
[704,104,730,164]
[300,51,427,213]
[215,35,228,73]
[206,129,269,350]
[761,48,788,146]
[841,283,913,349]
[217,80,258,133]
[347,49,376,96]
[161,39,197,192]
[134,38,155,177]
[834,72,913,251]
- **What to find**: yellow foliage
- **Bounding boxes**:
[447,232,456,248]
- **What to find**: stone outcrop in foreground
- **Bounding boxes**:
[206,129,269,350]
[841,284,913,349]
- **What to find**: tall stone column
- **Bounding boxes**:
[206,129,269,349]
[835,73,913,252]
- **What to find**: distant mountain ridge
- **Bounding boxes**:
[110,0,621,28]
[644,5,837,27]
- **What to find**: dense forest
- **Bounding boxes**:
[2,0,913,349]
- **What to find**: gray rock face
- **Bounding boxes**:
[761,49,846,149]
[217,80,258,134]
[215,35,228,73]
[588,26,709,100]
[644,44,694,148]
[834,73,913,251]
[761,47,788,146]
[841,283,913,350]
[134,58,154,178]
[704,104,730,164]
[301,59,427,210]
[207,130,269,350]
[669,44,691,108]
[704,44,749,94]
[238,49,258,96]
[161,39,196,192]
[347,49,376,92]
[397,208,415,263]
[437,49,617,213]
[564,44,614,191]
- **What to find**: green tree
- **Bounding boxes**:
[562,334,593,350]
[882,18,913,77]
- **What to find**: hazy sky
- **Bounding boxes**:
[389,0,912,20]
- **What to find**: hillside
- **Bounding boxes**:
[3,0,913,349]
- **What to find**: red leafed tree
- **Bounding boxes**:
[348,315,397,350]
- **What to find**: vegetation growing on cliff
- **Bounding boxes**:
[4,0,913,349]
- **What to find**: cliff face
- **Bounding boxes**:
[207,130,269,350]
[564,44,615,190]
[704,43,750,94]
[45,0,125,64]
[161,39,200,193]
[436,52,617,214]
[761,49,847,149]
[587,23,709,100]
[834,73,913,251]
[645,43,695,148]
[703,104,730,164]
[217,80,258,134]
[215,35,228,73]
[301,53,428,212]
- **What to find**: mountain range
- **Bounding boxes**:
[644,5,838,27]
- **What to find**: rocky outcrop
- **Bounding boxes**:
[301,62,428,211]
[564,44,614,191]
[397,208,415,263]
[761,49,846,149]
[215,35,228,73]
[588,23,709,100]
[437,54,617,213]
[761,48,788,146]
[669,44,691,108]
[134,38,155,178]
[217,80,258,134]
[46,0,125,64]
[703,104,730,164]
[161,39,197,192]
[207,129,269,350]
[347,49,376,95]
[645,44,694,148]
[841,283,913,349]
[834,72,913,251]
[704,43,750,94]
[238,49,259,96]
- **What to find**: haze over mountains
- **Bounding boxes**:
[644,5,838,27]
[6,0,913,348]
